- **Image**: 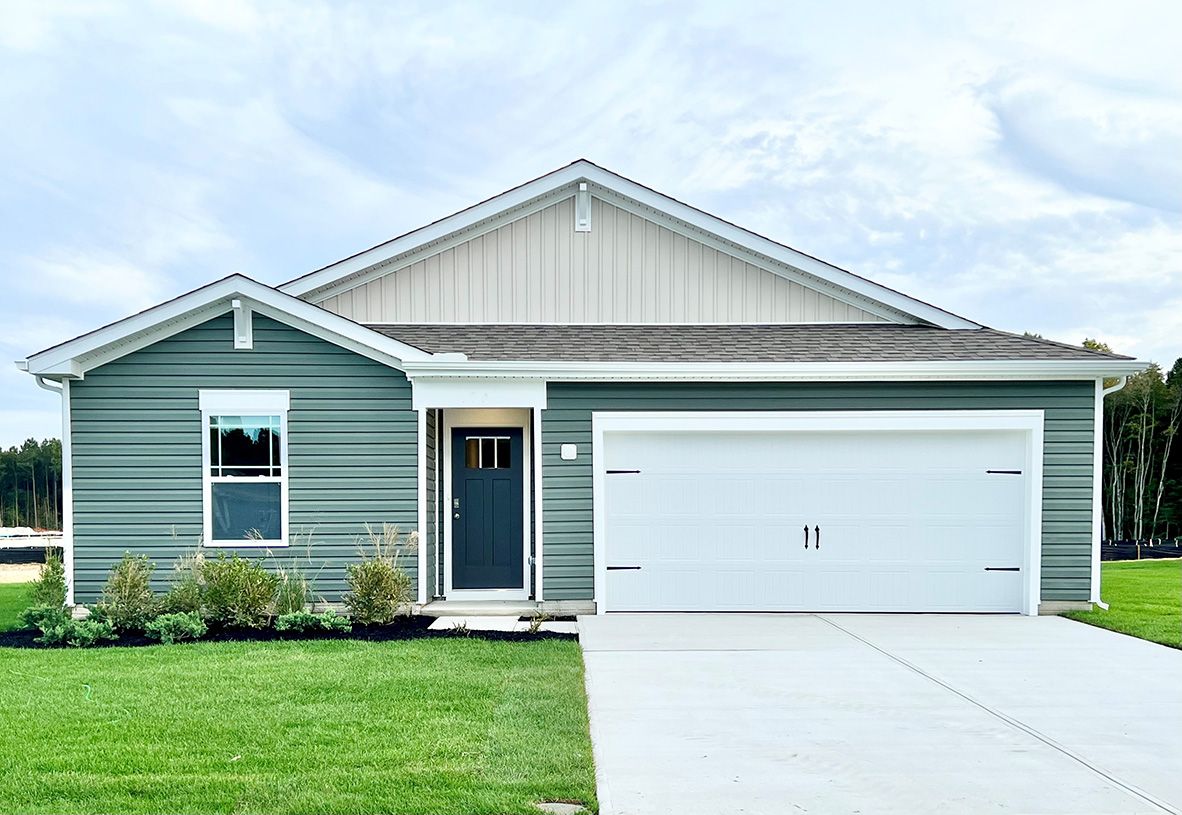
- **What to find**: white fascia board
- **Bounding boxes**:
[22,274,433,378]
[401,357,1148,382]
[278,160,979,328]
[280,164,592,298]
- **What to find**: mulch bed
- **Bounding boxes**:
[0,615,577,649]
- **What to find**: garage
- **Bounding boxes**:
[594,411,1043,614]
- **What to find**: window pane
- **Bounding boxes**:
[495,437,510,469]
[481,438,495,468]
[211,481,282,541]
[465,438,480,468]
[209,427,220,471]
[215,415,281,476]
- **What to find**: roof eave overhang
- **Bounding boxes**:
[21,275,434,380]
[279,160,981,330]
[400,358,1148,382]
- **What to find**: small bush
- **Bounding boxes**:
[22,605,117,647]
[159,553,204,615]
[343,525,416,625]
[200,554,279,629]
[19,603,70,633]
[43,618,118,648]
[96,553,158,631]
[30,550,67,608]
[160,574,203,615]
[274,609,352,634]
[145,612,207,644]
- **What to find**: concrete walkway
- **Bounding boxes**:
[579,614,1182,815]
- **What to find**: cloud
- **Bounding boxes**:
[1,0,1180,444]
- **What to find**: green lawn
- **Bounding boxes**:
[0,583,32,631]
[0,636,597,815]
[1064,559,1181,648]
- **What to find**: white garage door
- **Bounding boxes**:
[602,417,1033,613]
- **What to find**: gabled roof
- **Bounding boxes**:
[20,274,433,379]
[279,159,981,329]
[369,323,1136,363]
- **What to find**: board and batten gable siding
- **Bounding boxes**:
[315,196,888,324]
[69,313,418,602]
[541,381,1095,603]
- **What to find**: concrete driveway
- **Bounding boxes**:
[579,614,1182,815]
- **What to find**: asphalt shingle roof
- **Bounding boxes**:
[365,323,1131,363]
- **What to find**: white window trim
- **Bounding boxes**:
[590,409,1045,616]
[200,390,291,548]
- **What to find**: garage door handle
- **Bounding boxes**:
[815,525,821,550]
[803,525,809,549]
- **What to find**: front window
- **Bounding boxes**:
[200,391,289,546]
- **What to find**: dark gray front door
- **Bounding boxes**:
[451,427,524,590]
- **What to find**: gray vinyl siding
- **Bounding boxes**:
[316,196,888,324]
[541,381,1095,603]
[69,313,418,603]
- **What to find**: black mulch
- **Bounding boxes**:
[0,614,578,649]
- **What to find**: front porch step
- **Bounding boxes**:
[420,599,595,617]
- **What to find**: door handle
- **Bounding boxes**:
[803,524,809,549]
[815,525,821,550]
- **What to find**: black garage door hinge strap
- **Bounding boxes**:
[986,469,1023,475]
[606,565,642,571]
[606,469,641,474]
[984,567,1021,572]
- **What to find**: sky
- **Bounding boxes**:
[1,0,1180,446]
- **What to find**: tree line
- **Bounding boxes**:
[1,439,62,530]
[1090,342,1182,542]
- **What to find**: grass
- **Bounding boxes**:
[0,583,32,632]
[0,636,597,814]
[1064,559,1181,648]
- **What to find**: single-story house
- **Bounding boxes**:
[19,160,1143,615]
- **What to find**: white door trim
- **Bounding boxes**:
[591,409,1045,616]
[442,408,532,601]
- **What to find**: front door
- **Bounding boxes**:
[451,427,525,590]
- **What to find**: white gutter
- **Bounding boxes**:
[34,376,74,606]
[401,358,1148,382]
[1091,374,1129,608]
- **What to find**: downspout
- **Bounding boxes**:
[34,375,75,607]
[1091,375,1128,609]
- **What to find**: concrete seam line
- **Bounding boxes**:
[814,614,1179,815]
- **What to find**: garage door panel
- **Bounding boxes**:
[604,424,1030,613]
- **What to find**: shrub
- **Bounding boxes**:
[159,553,204,615]
[145,611,207,644]
[274,569,310,616]
[343,524,416,625]
[96,553,158,631]
[30,550,67,608]
[200,554,279,629]
[19,603,70,633]
[21,605,117,647]
[274,610,351,634]
[43,618,118,648]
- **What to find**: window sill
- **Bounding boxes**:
[204,540,289,549]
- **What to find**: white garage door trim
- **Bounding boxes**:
[591,410,1045,616]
